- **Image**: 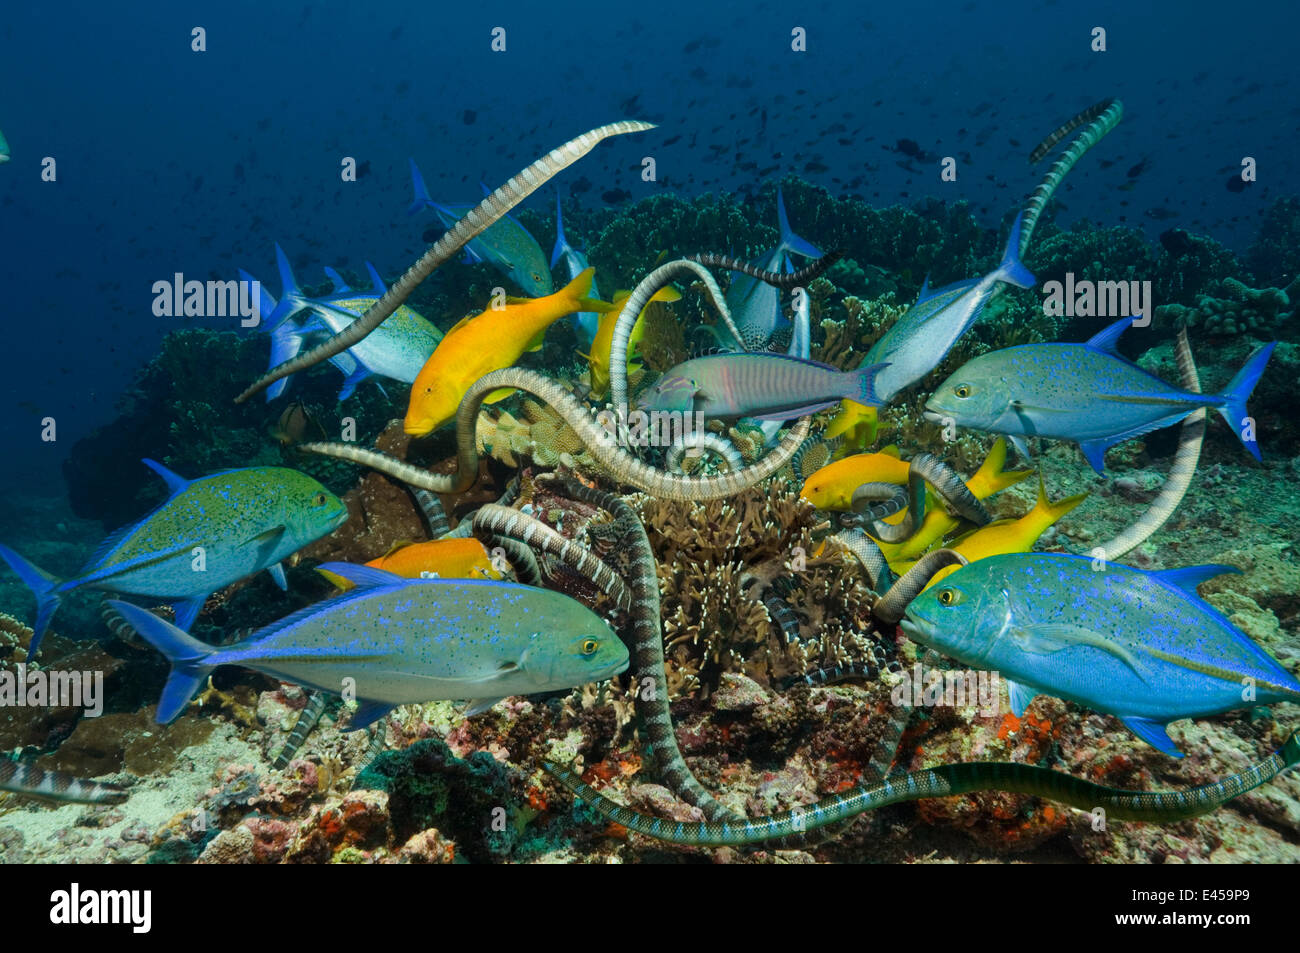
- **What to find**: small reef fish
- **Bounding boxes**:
[109,564,629,725]
[800,444,910,511]
[408,158,554,297]
[405,267,612,436]
[925,316,1275,473]
[637,353,887,421]
[901,553,1300,755]
[0,760,127,805]
[864,212,1035,406]
[268,400,325,446]
[318,538,503,589]
[725,188,823,351]
[552,194,600,344]
[250,245,444,402]
[893,475,1087,586]
[875,437,1032,563]
[582,285,682,399]
[0,461,348,654]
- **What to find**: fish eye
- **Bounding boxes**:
[581,639,599,656]
[313,492,328,506]
[954,384,973,399]
[936,588,962,606]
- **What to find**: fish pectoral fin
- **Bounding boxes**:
[345,701,395,731]
[1012,624,1145,678]
[1006,680,1038,718]
[245,526,287,562]
[1119,716,1184,757]
[461,697,506,717]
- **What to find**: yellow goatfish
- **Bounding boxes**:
[893,474,1087,587]
[876,437,1032,564]
[318,538,502,590]
[405,267,613,436]
[801,444,909,511]
[582,285,681,398]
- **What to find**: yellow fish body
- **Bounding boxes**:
[318,538,502,590]
[800,445,908,511]
[405,267,611,435]
[876,437,1032,563]
[823,400,878,455]
[894,475,1087,587]
[583,285,681,398]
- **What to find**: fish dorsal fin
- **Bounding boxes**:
[323,266,352,294]
[446,312,477,335]
[365,262,387,295]
[315,562,404,588]
[1152,564,1239,596]
[1085,316,1139,356]
[915,274,933,302]
[84,521,145,570]
[880,444,900,457]
[141,458,191,496]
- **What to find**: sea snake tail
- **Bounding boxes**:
[759,579,804,644]
[872,549,968,623]
[545,473,738,822]
[0,759,127,806]
[1093,325,1204,561]
[783,661,879,689]
[302,368,811,502]
[1020,99,1123,256]
[689,250,845,289]
[411,488,450,537]
[273,692,332,769]
[829,528,893,592]
[544,727,1300,846]
[470,504,632,609]
[480,534,544,586]
[235,120,655,403]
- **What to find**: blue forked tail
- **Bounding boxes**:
[1216,342,1276,460]
[0,543,63,657]
[106,600,218,724]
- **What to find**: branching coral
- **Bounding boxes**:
[1156,276,1299,336]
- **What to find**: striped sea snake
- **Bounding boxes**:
[469,504,632,610]
[273,692,333,769]
[410,488,451,537]
[688,250,845,290]
[302,368,811,502]
[545,728,1300,846]
[871,549,968,623]
[664,431,745,474]
[542,473,738,822]
[1093,325,1204,561]
[1020,98,1124,256]
[0,759,127,806]
[235,120,655,404]
[840,453,990,543]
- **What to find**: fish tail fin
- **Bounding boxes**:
[560,266,601,307]
[845,363,889,407]
[273,243,304,305]
[776,187,823,260]
[1215,341,1275,461]
[551,192,569,268]
[972,436,1035,498]
[0,544,62,657]
[242,267,300,401]
[1031,473,1088,526]
[995,213,1036,289]
[407,157,435,217]
[105,600,218,724]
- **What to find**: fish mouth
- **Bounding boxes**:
[921,410,944,424]
[595,658,631,680]
[898,613,933,645]
[403,420,434,437]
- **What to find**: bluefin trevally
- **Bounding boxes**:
[638,352,887,421]
[862,212,1035,405]
[0,461,348,655]
[408,157,554,297]
[247,245,443,402]
[901,553,1300,756]
[724,188,822,351]
[552,192,600,344]
[109,563,629,725]
[924,315,1275,472]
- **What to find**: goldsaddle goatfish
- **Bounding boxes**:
[109,564,629,725]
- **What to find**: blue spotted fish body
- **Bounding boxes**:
[408,158,553,297]
[0,461,348,654]
[109,564,629,725]
[250,246,443,401]
[901,553,1300,755]
[925,316,1275,472]
[863,212,1035,404]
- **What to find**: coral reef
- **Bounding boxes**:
[1155,276,1299,336]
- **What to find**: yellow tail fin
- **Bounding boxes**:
[1031,473,1088,526]
[968,437,1033,500]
